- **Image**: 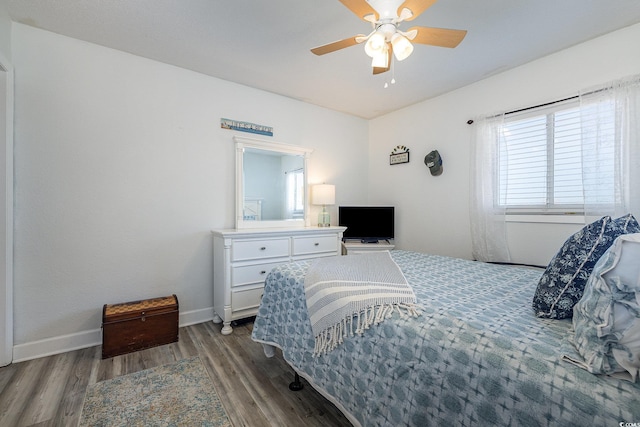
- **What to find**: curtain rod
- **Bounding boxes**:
[284,167,304,174]
[466,95,578,125]
[466,84,619,125]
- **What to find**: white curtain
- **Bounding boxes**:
[580,75,640,220]
[469,113,511,263]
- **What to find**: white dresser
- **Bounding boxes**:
[212,226,345,334]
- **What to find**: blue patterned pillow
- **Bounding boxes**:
[568,233,640,381]
[532,214,640,319]
[614,212,640,233]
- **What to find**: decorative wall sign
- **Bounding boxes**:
[221,118,273,136]
[390,145,410,165]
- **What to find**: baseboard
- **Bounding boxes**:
[12,306,216,363]
[178,306,215,327]
[12,328,102,363]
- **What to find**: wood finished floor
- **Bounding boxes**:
[0,321,353,427]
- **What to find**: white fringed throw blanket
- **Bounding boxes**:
[304,251,419,356]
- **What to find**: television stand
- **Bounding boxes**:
[342,240,395,255]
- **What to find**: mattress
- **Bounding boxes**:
[251,250,640,426]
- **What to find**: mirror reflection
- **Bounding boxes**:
[243,148,305,221]
[234,136,312,229]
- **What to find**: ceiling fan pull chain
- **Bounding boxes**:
[391,57,396,84]
[384,57,397,88]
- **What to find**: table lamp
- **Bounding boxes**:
[312,184,335,227]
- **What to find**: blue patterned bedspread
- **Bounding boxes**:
[251,251,640,427]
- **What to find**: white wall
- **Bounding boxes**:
[0,3,10,62]
[369,23,640,265]
[11,23,368,360]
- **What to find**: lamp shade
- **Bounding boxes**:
[371,47,389,68]
[312,184,335,205]
[391,33,413,61]
[364,31,386,58]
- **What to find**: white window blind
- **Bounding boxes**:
[497,100,615,212]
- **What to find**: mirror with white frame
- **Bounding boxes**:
[234,136,313,229]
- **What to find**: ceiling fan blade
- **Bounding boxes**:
[408,26,467,48]
[311,35,365,55]
[372,64,390,74]
[339,0,379,22]
[397,0,438,21]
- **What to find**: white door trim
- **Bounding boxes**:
[0,51,14,367]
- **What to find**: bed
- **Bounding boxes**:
[251,250,640,427]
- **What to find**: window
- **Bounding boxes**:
[286,169,305,218]
[497,99,615,213]
[471,75,640,263]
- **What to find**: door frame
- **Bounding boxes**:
[0,52,14,367]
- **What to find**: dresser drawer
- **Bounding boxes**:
[232,238,290,261]
[292,235,338,256]
[232,262,281,287]
[231,287,264,312]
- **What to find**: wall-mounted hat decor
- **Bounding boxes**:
[424,150,443,176]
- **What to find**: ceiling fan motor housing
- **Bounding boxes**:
[370,0,407,19]
[377,22,398,40]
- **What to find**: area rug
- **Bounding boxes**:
[79,357,232,427]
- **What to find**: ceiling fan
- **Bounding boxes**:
[311,0,467,75]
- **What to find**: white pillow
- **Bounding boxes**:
[568,232,640,381]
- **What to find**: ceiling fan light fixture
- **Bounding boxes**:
[364,31,386,57]
[391,32,413,61]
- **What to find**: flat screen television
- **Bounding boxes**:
[338,206,394,243]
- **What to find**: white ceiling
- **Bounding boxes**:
[6,0,640,119]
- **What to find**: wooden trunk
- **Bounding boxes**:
[102,294,179,359]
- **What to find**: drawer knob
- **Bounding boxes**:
[260,246,266,250]
[314,242,320,246]
[260,270,267,275]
